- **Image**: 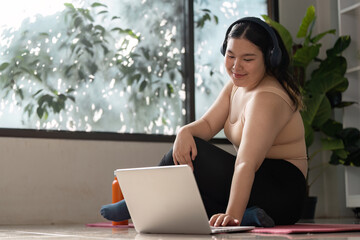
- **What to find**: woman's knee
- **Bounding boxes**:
[158,137,208,167]
[159,148,175,166]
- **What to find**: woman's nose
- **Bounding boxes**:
[232,59,242,71]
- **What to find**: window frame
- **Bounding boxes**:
[0,0,278,143]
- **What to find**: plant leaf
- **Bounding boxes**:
[301,93,332,129]
[95,25,106,36]
[111,27,138,39]
[74,17,83,28]
[326,35,351,57]
[321,137,344,150]
[167,83,174,95]
[334,149,349,159]
[320,119,343,137]
[334,101,356,108]
[81,38,92,48]
[111,16,121,20]
[37,107,44,119]
[64,3,75,9]
[311,29,336,44]
[338,127,360,147]
[308,56,347,93]
[139,80,147,92]
[329,149,349,165]
[303,121,314,148]
[297,5,316,38]
[97,10,108,15]
[91,2,107,8]
[0,62,9,71]
[293,44,320,68]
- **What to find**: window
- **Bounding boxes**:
[0,0,274,140]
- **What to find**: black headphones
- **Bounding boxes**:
[220,17,282,68]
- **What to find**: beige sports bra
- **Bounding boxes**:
[224,85,307,162]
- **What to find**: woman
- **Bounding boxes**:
[101,17,308,227]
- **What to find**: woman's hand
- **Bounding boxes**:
[172,127,198,170]
[209,213,240,227]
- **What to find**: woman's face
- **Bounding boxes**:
[224,38,266,90]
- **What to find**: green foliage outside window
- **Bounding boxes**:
[0,1,185,133]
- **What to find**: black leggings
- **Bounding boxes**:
[159,137,306,225]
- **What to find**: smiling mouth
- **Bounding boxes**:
[233,73,246,78]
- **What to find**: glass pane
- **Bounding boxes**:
[0,0,185,135]
[194,0,267,138]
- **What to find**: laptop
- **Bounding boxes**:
[115,165,254,234]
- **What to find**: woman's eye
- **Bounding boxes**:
[244,59,254,62]
[227,55,235,59]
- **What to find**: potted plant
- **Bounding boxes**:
[263,5,360,219]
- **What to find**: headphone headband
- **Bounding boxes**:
[220,17,282,67]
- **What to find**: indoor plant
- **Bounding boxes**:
[263,5,360,218]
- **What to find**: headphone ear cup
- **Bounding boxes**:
[266,49,273,67]
[269,47,282,67]
[220,44,225,56]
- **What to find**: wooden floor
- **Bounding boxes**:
[1,219,360,239]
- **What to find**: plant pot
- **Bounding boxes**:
[301,196,317,220]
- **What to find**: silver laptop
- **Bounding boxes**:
[115,165,254,234]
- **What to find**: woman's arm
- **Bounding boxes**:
[172,81,233,169]
[210,92,293,226]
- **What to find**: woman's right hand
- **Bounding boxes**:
[172,127,198,170]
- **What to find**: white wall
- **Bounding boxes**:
[279,0,353,218]
[0,137,235,225]
[0,138,168,224]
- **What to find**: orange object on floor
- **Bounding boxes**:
[112,176,128,226]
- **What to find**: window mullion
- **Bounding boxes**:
[183,0,195,124]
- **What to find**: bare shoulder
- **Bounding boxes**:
[215,81,235,104]
[251,91,289,110]
[222,80,235,96]
[246,90,293,123]
[251,77,294,112]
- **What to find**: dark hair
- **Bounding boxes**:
[227,21,302,110]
